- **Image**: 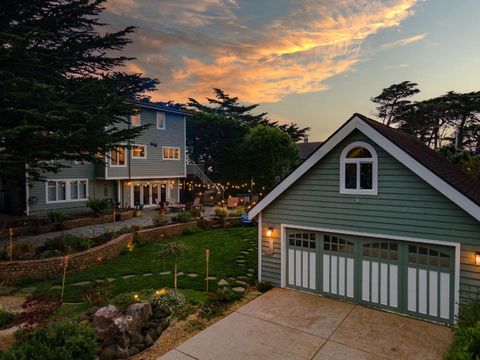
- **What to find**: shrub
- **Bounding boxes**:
[11,241,35,259]
[230,206,246,217]
[175,211,192,223]
[213,206,228,219]
[256,280,273,293]
[80,282,112,307]
[39,249,62,259]
[188,208,201,218]
[2,321,97,360]
[214,287,241,303]
[86,198,111,214]
[447,322,480,359]
[0,310,15,329]
[153,215,168,227]
[182,227,202,236]
[199,302,227,319]
[151,289,186,316]
[457,298,480,329]
[111,293,136,312]
[47,210,68,223]
[44,234,92,253]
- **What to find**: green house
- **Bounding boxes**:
[248,113,480,325]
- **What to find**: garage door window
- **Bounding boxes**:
[408,245,450,268]
[324,235,353,254]
[288,233,316,249]
[363,241,398,260]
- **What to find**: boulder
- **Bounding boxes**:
[126,302,152,334]
[92,305,123,341]
[130,332,144,346]
[144,333,153,347]
[100,344,118,360]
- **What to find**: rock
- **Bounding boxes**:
[147,328,159,340]
[135,343,146,351]
[235,259,246,263]
[143,273,153,277]
[217,279,229,286]
[121,274,135,279]
[129,346,140,356]
[130,332,144,346]
[205,276,217,280]
[92,305,123,341]
[49,285,62,290]
[115,347,129,359]
[177,272,184,276]
[100,344,117,360]
[159,271,171,275]
[144,334,153,347]
[72,281,91,286]
[237,276,248,280]
[15,287,36,296]
[125,302,152,334]
[106,278,116,282]
[232,287,246,293]
[187,273,198,278]
[114,332,130,349]
[236,280,247,285]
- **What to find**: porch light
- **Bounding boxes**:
[266,227,273,237]
[126,181,132,186]
[476,252,480,266]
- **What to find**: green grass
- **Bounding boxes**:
[30,227,257,303]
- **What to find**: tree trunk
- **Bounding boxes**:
[0,165,26,215]
[174,259,177,289]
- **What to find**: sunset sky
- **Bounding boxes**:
[103,0,480,141]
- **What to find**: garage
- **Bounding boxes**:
[286,229,455,324]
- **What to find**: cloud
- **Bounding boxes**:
[384,63,408,69]
[382,33,427,49]
[103,0,419,103]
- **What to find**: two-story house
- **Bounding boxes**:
[25,101,187,215]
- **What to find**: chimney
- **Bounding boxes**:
[303,136,309,143]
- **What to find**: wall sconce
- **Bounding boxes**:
[264,227,274,256]
[476,252,480,266]
[266,227,273,237]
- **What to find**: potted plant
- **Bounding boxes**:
[134,204,143,217]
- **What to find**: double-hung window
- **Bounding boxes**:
[132,145,147,159]
[340,142,378,195]
[131,113,141,126]
[162,146,180,160]
[110,146,126,166]
[157,112,166,130]
[47,179,88,203]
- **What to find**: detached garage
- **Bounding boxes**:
[249,113,480,325]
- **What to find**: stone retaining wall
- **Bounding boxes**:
[0,222,197,283]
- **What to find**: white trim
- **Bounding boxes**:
[156,112,166,130]
[279,223,460,320]
[109,146,127,167]
[131,113,141,127]
[131,144,148,159]
[130,102,187,116]
[249,115,480,222]
[339,141,378,195]
[258,213,262,281]
[45,179,89,204]
[162,146,181,160]
[102,175,185,180]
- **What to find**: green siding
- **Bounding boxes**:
[261,130,480,301]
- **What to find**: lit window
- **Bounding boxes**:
[132,145,147,159]
[46,180,87,203]
[163,146,180,160]
[110,146,126,166]
[157,112,166,130]
[131,113,140,126]
[340,142,377,195]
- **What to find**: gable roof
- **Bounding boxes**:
[248,113,480,222]
[129,100,188,115]
[297,141,324,159]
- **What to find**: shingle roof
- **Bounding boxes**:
[355,113,480,207]
[297,141,323,159]
[130,100,187,115]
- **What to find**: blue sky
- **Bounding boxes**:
[103,0,480,140]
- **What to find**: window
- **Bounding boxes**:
[110,146,126,166]
[156,112,166,130]
[46,179,88,203]
[131,145,147,159]
[131,113,140,126]
[163,146,180,160]
[288,232,316,249]
[340,141,377,195]
[323,235,354,254]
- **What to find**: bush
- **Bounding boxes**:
[447,322,480,359]
[153,215,168,227]
[39,249,62,259]
[80,282,112,307]
[174,212,192,223]
[256,280,273,293]
[0,310,15,329]
[86,198,111,214]
[44,234,92,253]
[188,208,201,218]
[457,298,480,329]
[111,293,136,312]
[151,289,186,316]
[214,287,241,303]
[47,210,68,223]
[11,241,35,259]
[182,227,202,236]
[213,206,228,219]
[230,206,246,217]
[2,321,97,360]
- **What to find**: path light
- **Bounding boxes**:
[476,252,480,266]
[155,288,167,296]
[133,293,140,302]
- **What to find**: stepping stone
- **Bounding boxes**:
[238,264,246,267]
[50,285,61,290]
[16,287,37,295]
[187,273,198,278]
[236,280,247,285]
[121,275,135,279]
[205,276,217,280]
[247,248,254,251]
[143,273,153,277]
[248,268,254,272]
[232,287,245,293]
[160,271,171,276]
[228,277,236,281]
[237,276,249,280]
[106,278,116,282]
[177,272,184,276]
[236,255,245,259]
[94,279,104,283]
[240,251,248,254]
[72,281,91,286]
[217,279,229,286]
[236,260,246,263]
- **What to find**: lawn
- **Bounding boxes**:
[30,226,257,303]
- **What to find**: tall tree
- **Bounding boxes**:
[371,81,420,126]
[188,88,310,142]
[0,0,158,214]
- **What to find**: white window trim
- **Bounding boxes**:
[162,146,181,160]
[131,144,147,159]
[131,113,141,127]
[156,112,166,130]
[45,179,89,204]
[340,141,378,195]
[109,146,127,167]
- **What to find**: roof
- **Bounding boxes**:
[297,141,323,159]
[248,113,480,222]
[130,100,188,115]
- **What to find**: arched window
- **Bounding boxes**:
[340,142,378,195]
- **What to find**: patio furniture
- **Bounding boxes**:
[167,203,186,212]
[227,197,239,209]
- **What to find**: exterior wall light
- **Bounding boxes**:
[266,227,273,237]
[264,227,274,256]
[476,252,480,266]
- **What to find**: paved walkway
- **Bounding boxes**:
[160,288,452,360]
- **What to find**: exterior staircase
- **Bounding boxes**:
[186,164,224,199]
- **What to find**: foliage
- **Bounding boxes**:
[447,299,480,359]
[0,310,15,329]
[456,298,480,329]
[175,212,192,223]
[242,125,300,190]
[198,302,227,319]
[39,249,62,259]
[44,234,92,254]
[256,280,273,293]
[439,145,480,180]
[182,227,203,236]
[15,295,61,334]
[153,214,168,227]
[188,208,202,218]
[11,241,35,260]
[214,287,241,303]
[86,198,111,214]
[160,241,187,289]
[111,293,136,312]
[80,282,112,307]
[230,206,246,217]
[47,210,68,223]
[2,321,97,360]
[0,0,158,215]
[213,206,228,219]
[151,289,186,316]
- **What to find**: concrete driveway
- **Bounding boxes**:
[160,288,453,360]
